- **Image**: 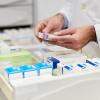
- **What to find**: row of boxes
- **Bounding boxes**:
[5,63,52,80]
[56,58,100,75]
[4,56,100,80]
[4,57,60,80]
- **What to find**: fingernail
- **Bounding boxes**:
[53,32,58,35]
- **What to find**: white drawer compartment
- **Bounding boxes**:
[0,6,33,26]
[0,0,32,6]
[1,70,100,100]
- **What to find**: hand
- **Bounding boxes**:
[48,26,97,50]
[34,14,64,38]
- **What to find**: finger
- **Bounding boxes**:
[54,28,75,36]
[34,21,47,37]
[42,22,55,33]
[49,41,73,49]
[57,40,72,44]
[49,35,74,43]
[48,28,61,34]
[34,24,45,37]
[57,43,73,49]
[34,36,42,43]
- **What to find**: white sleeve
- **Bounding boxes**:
[94,24,100,46]
[59,1,72,27]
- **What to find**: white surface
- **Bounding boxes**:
[9,69,100,100]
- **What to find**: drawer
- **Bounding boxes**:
[0,0,32,6]
[0,5,33,26]
[0,55,40,100]
[0,75,13,100]
[1,69,100,100]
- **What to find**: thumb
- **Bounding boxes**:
[42,23,54,33]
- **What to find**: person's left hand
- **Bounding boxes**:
[48,25,97,50]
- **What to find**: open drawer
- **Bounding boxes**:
[1,69,100,100]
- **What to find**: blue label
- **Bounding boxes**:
[64,66,73,71]
[20,65,35,72]
[77,64,86,69]
[5,67,21,74]
[86,60,98,67]
[34,63,51,69]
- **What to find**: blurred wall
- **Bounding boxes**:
[33,0,66,24]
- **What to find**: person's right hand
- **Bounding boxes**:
[34,14,65,38]
[48,26,97,50]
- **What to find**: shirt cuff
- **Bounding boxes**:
[63,14,69,28]
[94,24,100,44]
[58,13,69,28]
